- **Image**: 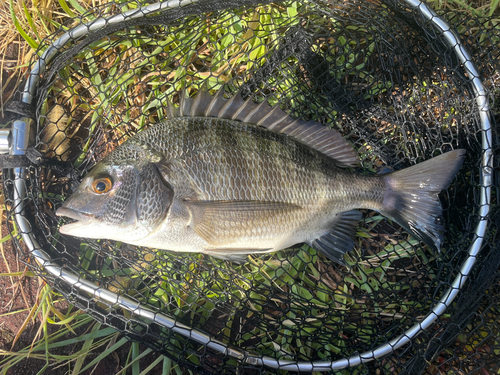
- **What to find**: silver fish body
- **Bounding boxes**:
[56,88,465,263]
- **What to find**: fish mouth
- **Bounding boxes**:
[56,207,94,235]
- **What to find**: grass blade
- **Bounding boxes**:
[131,342,140,375]
[138,354,164,375]
[44,327,117,350]
[117,347,153,375]
[21,0,40,43]
[79,336,129,373]
[489,0,500,15]
[162,357,172,375]
[9,0,38,50]
[71,322,102,374]
[68,0,89,16]
[58,0,76,18]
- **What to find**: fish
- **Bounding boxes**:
[55,87,465,264]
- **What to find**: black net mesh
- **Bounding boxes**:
[3,0,499,373]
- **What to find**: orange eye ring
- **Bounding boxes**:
[92,177,113,194]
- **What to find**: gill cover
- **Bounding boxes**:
[136,163,174,229]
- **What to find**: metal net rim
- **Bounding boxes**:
[7,0,494,371]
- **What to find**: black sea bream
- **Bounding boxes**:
[56,88,465,264]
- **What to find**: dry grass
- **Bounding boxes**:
[0,0,93,117]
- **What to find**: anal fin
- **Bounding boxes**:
[309,210,362,264]
[203,248,272,264]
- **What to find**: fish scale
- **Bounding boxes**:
[181,119,328,204]
[57,87,465,264]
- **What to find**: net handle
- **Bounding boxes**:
[9,0,493,371]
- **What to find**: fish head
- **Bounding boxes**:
[56,143,173,243]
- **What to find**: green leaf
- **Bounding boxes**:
[68,0,89,17]
[79,336,129,373]
[10,0,38,50]
[489,0,500,15]
[47,327,118,349]
[287,2,298,18]
[57,0,76,18]
[72,323,104,374]
[131,342,141,375]
[138,353,164,375]
[163,357,172,374]
[22,0,40,43]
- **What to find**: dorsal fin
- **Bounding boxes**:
[168,85,360,167]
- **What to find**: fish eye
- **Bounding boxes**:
[92,177,113,194]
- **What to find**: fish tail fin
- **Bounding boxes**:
[381,149,466,251]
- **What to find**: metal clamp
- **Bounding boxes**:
[0,129,10,154]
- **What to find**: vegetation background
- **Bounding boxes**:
[0,0,499,374]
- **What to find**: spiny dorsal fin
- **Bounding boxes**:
[169,85,360,167]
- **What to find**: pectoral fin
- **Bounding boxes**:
[185,200,302,246]
[309,210,362,265]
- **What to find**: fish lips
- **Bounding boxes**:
[56,206,95,235]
